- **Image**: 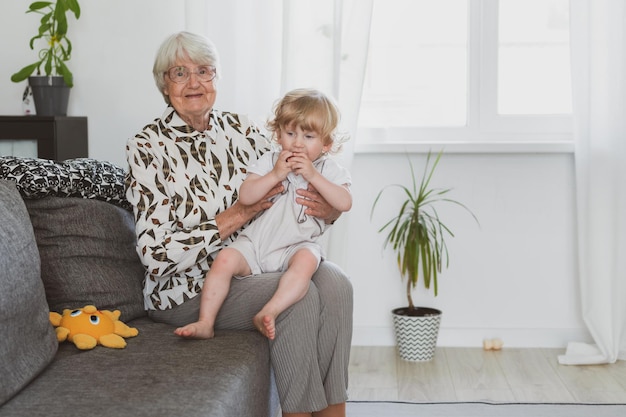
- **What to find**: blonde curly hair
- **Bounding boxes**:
[266,88,349,154]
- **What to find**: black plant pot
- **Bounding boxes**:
[28,76,71,116]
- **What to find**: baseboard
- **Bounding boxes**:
[352,325,593,348]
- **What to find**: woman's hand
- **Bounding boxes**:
[216,183,284,239]
[296,184,341,224]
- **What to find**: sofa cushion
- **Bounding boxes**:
[0,318,279,417]
[0,180,58,406]
[0,156,130,210]
[25,196,146,321]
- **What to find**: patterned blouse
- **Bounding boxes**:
[125,106,270,310]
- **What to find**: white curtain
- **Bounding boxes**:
[281,0,373,266]
[280,0,373,171]
[558,0,626,365]
[185,0,372,268]
[184,0,372,170]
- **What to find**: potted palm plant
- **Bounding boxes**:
[11,0,81,116]
[371,150,477,361]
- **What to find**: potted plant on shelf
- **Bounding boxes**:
[11,0,81,116]
[371,150,478,361]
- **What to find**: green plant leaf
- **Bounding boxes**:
[45,49,54,73]
[29,33,44,50]
[10,63,41,82]
[66,0,81,18]
[28,2,53,12]
[55,2,68,35]
[58,59,73,87]
[37,21,52,37]
[12,0,80,83]
[65,37,73,58]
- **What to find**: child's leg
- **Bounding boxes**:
[254,249,318,340]
[175,248,251,339]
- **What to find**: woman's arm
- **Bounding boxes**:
[215,184,283,237]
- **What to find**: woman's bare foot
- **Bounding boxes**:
[174,321,215,339]
[253,313,276,340]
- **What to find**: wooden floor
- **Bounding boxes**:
[348,346,626,404]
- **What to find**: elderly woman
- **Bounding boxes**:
[125,31,352,417]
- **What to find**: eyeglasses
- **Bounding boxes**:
[166,65,217,83]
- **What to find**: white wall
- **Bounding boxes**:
[1,0,283,167]
[346,152,585,348]
[0,0,588,348]
[1,0,186,166]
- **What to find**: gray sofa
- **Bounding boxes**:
[0,157,279,417]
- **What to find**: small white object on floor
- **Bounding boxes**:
[482,338,503,351]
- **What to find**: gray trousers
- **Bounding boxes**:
[148,261,353,413]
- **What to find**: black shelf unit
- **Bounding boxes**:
[0,116,88,161]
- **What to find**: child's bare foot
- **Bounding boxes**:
[174,321,214,339]
[253,313,276,340]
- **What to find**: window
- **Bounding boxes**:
[497,0,571,115]
[357,0,572,151]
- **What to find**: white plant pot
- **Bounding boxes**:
[392,307,442,361]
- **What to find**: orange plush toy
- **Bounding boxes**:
[49,305,138,350]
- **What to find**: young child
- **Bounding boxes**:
[175,88,352,340]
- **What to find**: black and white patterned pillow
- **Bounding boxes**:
[0,156,130,210]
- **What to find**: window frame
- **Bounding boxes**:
[355,0,573,154]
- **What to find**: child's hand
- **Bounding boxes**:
[272,149,293,180]
[288,152,317,181]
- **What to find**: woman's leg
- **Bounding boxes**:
[204,271,326,412]
[149,261,352,414]
[219,261,352,414]
[280,261,352,416]
[311,261,353,408]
